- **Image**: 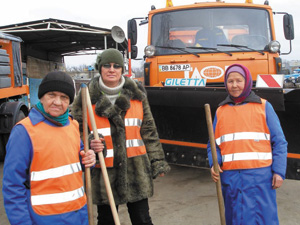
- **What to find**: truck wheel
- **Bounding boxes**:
[0,136,5,161]
[0,110,26,162]
[16,110,26,122]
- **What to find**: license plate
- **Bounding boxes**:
[159,64,191,72]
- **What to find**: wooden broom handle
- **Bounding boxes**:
[81,84,94,225]
[85,85,120,225]
[204,104,226,225]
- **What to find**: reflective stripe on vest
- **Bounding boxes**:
[222,152,272,163]
[88,100,146,168]
[31,162,82,181]
[216,132,270,145]
[124,101,146,158]
[31,187,85,206]
[20,117,86,215]
[90,117,114,167]
[215,99,272,170]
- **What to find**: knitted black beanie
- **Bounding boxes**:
[38,71,75,103]
[95,48,124,74]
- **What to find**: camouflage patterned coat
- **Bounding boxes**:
[72,75,170,205]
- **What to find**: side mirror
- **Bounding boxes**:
[283,14,294,40]
[127,45,138,59]
[131,45,138,59]
[127,19,137,45]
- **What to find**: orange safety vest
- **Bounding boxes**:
[20,117,86,215]
[88,100,146,168]
[215,99,272,170]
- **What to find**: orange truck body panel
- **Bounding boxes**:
[0,37,29,98]
[146,52,278,85]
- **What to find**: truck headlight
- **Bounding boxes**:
[144,45,156,57]
[268,41,281,53]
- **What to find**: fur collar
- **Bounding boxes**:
[88,76,146,119]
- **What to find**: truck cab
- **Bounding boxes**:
[142,2,293,86]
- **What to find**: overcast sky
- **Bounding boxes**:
[2,0,300,67]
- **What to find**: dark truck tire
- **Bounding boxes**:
[0,136,5,161]
[0,103,28,161]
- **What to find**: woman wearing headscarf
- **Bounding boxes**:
[207,64,287,225]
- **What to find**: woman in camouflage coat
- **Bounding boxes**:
[72,48,170,225]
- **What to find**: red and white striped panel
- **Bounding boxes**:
[256,74,284,88]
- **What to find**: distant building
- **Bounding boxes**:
[283,60,300,74]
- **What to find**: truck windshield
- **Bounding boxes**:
[151,7,272,55]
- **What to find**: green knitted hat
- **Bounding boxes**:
[96,48,124,74]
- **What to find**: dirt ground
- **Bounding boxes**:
[1,162,300,225]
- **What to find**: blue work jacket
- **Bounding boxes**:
[207,93,287,225]
[2,108,89,225]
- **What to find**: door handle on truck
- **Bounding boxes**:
[170,60,188,63]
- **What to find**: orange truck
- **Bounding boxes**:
[0,32,29,160]
[127,0,300,179]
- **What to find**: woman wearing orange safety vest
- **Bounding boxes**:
[3,71,96,225]
[72,49,170,225]
[207,64,287,225]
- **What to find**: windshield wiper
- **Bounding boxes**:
[218,44,265,55]
[187,46,232,56]
[156,46,200,57]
